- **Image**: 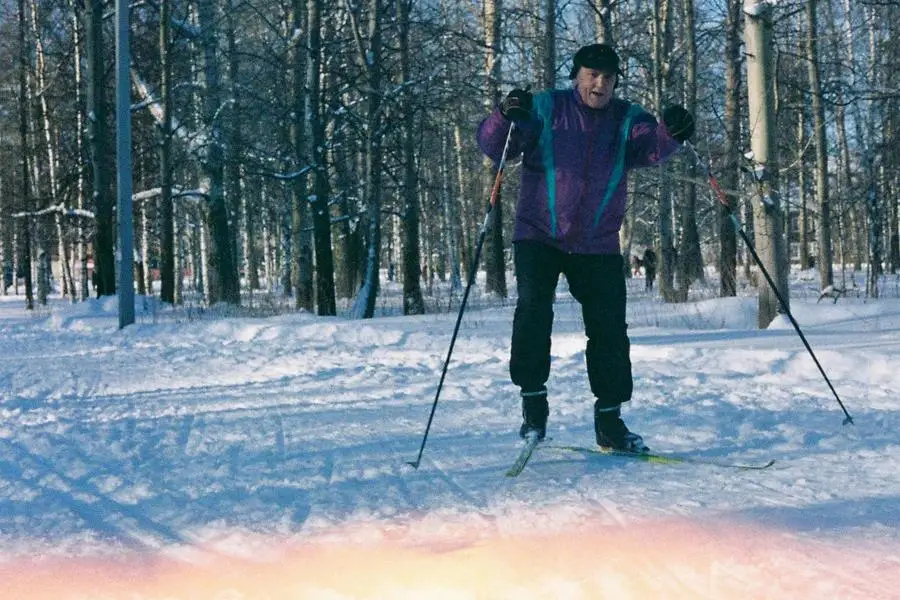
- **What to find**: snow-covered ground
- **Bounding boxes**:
[1,274,899,599]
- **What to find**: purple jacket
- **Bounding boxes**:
[477,88,681,254]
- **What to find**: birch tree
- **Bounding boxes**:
[349,0,386,319]
[593,0,613,43]
[744,0,788,328]
[482,0,506,298]
[651,0,676,301]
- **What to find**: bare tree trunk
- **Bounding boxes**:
[70,6,88,301]
[289,0,313,311]
[594,0,613,43]
[199,209,210,300]
[619,186,635,278]
[482,0,507,298]
[196,0,239,305]
[744,0,788,328]
[675,0,703,298]
[328,121,358,301]
[0,169,4,296]
[542,0,556,89]
[884,8,900,274]
[305,0,337,315]
[139,201,151,295]
[173,199,183,304]
[159,0,175,304]
[30,0,71,300]
[18,0,34,309]
[719,0,740,297]
[441,133,462,292]
[224,0,246,297]
[652,0,676,301]
[805,0,833,288]
[350,0,385,318]
[82,0,114,298]
[797,109,811,270]
[397,0,424,315]
[453,122,474,278]
[241,177,260,291]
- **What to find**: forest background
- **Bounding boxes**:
[0,0,897,325]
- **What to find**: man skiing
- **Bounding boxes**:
[476,43,694,452]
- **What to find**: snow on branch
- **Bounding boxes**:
[133,187,209,203]
[12,204,95,220]
[131,68,209,157]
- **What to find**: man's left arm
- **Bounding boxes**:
[625,106,694,168]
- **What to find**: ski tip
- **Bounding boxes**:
[738,458,776,470]
[405,460,420,470]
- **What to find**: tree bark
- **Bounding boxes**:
[797,109,811,270]
[398,0,425,315]
[675,0,703,297]
[482,0,507,298]
[652,0,676,301]
[542,0,556,89]
[159,0,175,303]
[82,0,114,298]
[306,0,337,315]
[290,0,314,311]
[196,0,239,305]
[805,0,833,288]
[349,0,385,318]
[719,0,740,297]
[744,0,789,328]
[594,0,613,43]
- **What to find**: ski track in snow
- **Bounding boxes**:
[1,289,900,598]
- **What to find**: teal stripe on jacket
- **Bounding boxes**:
[593,103,643,228]
[532,91,557,238]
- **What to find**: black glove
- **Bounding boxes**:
[500,88,533,122]
[662,105,695,143]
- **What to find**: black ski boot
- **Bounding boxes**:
[594,402,648,453]
[519,390,549,441]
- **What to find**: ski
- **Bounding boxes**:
[540,444,775,470]
[505,431,542,477]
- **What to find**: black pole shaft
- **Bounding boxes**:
[408,122,517,469]
[684,141,853,425]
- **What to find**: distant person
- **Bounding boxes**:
[631,255,643,277]
[643,247,657,291]
[476,43,694,452]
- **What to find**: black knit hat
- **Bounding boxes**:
[569,43,624,79]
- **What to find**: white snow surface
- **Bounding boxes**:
[1,277,899,599]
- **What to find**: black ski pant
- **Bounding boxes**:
[510,240,632,410]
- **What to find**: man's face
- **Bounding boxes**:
[575,68,617,109]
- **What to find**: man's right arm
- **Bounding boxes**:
[476,90,543,164]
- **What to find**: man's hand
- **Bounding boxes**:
[500,88,533,123]
[662,106,695,143]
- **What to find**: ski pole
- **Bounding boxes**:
[683,141,854,425]
[407,121,518,469]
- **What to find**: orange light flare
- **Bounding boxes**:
[2,511,898,599]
